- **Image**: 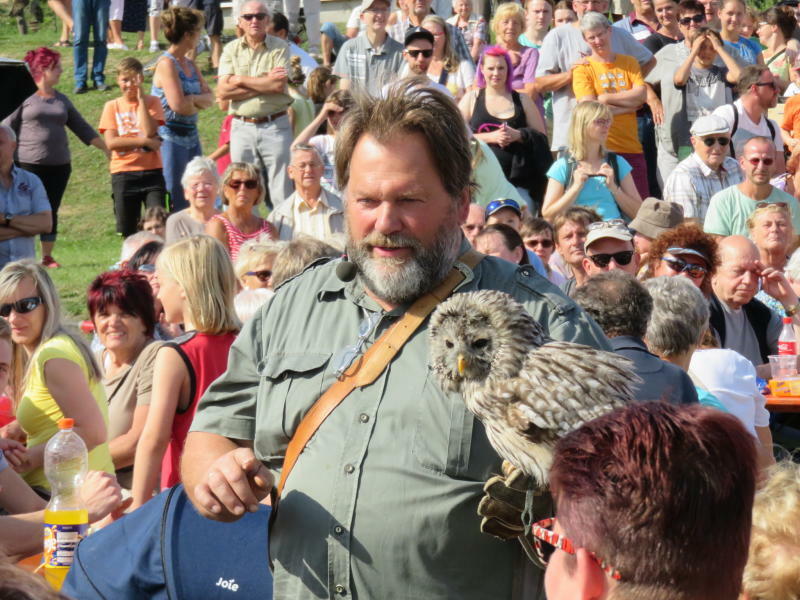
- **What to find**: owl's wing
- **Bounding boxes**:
[496,342,639,440]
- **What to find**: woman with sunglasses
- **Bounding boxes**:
[234,239,279,290]
[542,101,642,222]
[131,235,238,509]
[0,261,114,491]
[87,270,162,490]
[643,223,719,296]
[206,162,276,262]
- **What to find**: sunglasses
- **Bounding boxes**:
[526,238,554,248]
[679,14,705,25]
[245,270,272,282]
[587,250,634,268]
[746,157,774,166]
[407,49,433,58]
[755,201,788,209]
[0,296,43,318]
[241,12,267,20]
[702,136,730,147]
[754,81,778,91]
[661,256,708,279]
[531,518,622,580]
[228,179,259,190]
[587,218,628,231]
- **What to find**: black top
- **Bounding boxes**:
[643,31,681,54]
[469,88,526,175]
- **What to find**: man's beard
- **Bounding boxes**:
[346,219,463,306]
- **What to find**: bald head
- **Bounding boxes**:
[713,236,762,309]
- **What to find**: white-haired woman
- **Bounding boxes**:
[643,276,775,471]
[131,235,239,508]
[165,157,221,245]
[0,261,114,491]
[206,162,276,262]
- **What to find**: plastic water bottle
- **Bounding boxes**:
[0,394,13,427]
[43,418,89,590]
[778,316,797,356]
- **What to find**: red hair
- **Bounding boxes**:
[87,270,157,338]
[549,402,756,599]
[24,47,61,82]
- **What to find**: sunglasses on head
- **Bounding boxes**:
[661,256,708,279]
[246,270,272,282]
[241,12,267,20]
[228,179,259,190]
[702,136,729,147]
[0,296,42,318]
[746,157,774,166]
[679,13,705,25]
[588,250,634,268]
[407,49,433,58]
[755,201,788,210]
[531,518,622,580]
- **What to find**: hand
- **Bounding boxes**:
[192,447,273,521]
[569,56,589,71]
[760,266,799,307]
[598,162,616,189]
[488,125,514,148]
[266,67,288,83]
[0,419,26,443]
[691,31,709,54]
[136,74,145,101]
[0,437,27,470]
[81,471,125,523]
[229,74,242,87]
[504,125,522,144]
[571,163,591,188]
[143,136,162,151]
[707,32,723,53]
[648,95,664,125]
[322,101,344,118]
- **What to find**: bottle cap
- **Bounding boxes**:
[58,418,75,429]
[784,316,794,324]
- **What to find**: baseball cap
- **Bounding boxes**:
[584,219,633,250]
[485,198,522,218]
[360,0,390,13]
[629,198,684,240]
[690,114,731,137]
[404,26,434,46]
[666,246,710,266]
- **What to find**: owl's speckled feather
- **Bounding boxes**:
[429,290,638,484]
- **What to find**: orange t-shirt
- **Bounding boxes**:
[572,54,644,155]
[98,95,165,174]
[782,94,800,139]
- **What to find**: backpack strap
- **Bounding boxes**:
[607,151,621,186]
[729,103,739,159]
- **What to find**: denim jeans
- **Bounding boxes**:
[73,0,110,87]
[161,136,202,212]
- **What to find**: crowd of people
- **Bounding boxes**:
[3,0,800,597]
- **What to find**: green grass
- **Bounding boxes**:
[0,7,225,319]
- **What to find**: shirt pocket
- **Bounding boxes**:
[255,352,333,463]
[411,368,500,482]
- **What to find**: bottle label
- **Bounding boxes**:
[779,341,797,355]
[44,523,88,567]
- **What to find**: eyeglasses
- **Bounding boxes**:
[678,14,706,25]
[364,5,390,13]
[531,518,622,581]
[661,256,708,279]
[292,161,322,170]
[245,269,272,282]
[526,238,554,248]
[592,118,612,127]
[240,12,267,20]
[746,157,774,166]
[587,250,634,268]
[406,49,433,58]
[0,296,43,318]
[754,81,778,91]
[228,179,259,189]
[702,136,730,147]
[755,201,788,209]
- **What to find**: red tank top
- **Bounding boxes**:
[160,330,237,490]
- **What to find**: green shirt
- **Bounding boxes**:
[703,185,800,237]
[191,249,610,599]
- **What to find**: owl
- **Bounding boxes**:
[429,289,638,485]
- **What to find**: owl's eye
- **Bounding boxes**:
[472,338,489,349]
[445,340,454,349]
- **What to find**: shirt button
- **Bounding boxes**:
[334,584,347,595]
[344,464,355,474]
[334,525,344,535]
[359,413,369,423]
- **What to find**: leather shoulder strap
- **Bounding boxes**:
[276,249,483,496]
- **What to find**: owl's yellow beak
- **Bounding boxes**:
[457,354,466,375]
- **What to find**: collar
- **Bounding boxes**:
[689,153,723,176]
[627,12,656,31]
[609,335,649,352]
[361,31,390,54]
[237,34,268,50]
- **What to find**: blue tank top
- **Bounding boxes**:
[151,52,202,147]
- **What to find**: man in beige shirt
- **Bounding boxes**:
[216,0,293,208]
[269,144,344,244]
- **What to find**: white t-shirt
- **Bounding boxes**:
[712,100,782,158]
[689,348,770,438]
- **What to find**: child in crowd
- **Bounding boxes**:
[553,0,576,26]
[139,206,168,238]
[98,57,167,238]
[288,56,315,138]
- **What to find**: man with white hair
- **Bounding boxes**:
[216,0,293,208]
[269,144,344,242]
[0,125,52,270]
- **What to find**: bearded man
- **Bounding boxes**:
[181,82,609,600]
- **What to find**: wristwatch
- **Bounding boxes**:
[785,304,799,317]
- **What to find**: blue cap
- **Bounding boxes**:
[485,198,522,219]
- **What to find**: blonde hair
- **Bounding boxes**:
[233,239,281,281]
[272,235,339,287]
[221,162,266,207]
[568,100,612,161]
[742,460,800,600]
[422,15,459,73]
[746,203,793,233]
[156,236,240,335]
[0,261,100,404]
[491,2,525,36]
